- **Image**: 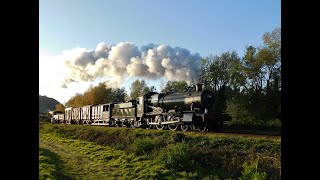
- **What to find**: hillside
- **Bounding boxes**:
[39,95,60,113]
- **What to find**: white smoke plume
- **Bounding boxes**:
[61,42,201,88]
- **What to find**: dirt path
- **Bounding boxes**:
[40,136,118,180]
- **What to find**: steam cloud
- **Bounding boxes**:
[62,42,201,88]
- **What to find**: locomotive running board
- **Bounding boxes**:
[148,120,180,125]
[91,123,109,126]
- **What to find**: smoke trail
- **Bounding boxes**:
[61,42,201,88]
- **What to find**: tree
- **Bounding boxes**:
[258,27,281,119]
[81,83,112,105]
[111,87,126,103]
[65,93,84,107]
[199,51,242,92]
[258,27,281,91]
[243,46,265,93]
[198,28,281,122]
[199,51,242,113]
[161,81,189,93]
[54,103,65,112]
[129,79,152,99]
[65,82,127,107]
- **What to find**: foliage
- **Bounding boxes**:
[198,27,281,124]
[132,138,160,156]
[39,114,50,122]
[161,81,189,93]
[65,82,127,107]
[40,123,281,179]
[224,118,281,132]
[239,158,267,180]
[158,142,193,171]
[129,79,155,99]
[54,103,65,112]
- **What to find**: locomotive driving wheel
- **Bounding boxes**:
[155,115,165,130]
[156,124,165,130]
[180,124,189,131]
[198,124,207,132]
[168,116,179,131]
[168,124,178,131]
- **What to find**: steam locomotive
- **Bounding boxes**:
[52,83,229,132]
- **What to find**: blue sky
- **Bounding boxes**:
[39,0,280,104]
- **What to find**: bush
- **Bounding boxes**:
[133,138,159,156]
[225,118,281,131]
[266,119,281,129]
[239,158,267,180]
[39,114,50,122]
[158,142,192,171]
[170,133,186,143]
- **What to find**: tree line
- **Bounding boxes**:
[56,27,280,126]
[198,27,281,125]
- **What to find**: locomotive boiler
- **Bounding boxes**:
[149,84,214,111]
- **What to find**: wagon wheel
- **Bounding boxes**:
[168,124,178,131]
[180,124,189,131]
[115,120,120,128]
[122,120,127,128]
[130,120,135,128]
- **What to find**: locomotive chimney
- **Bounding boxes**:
[194,83,203,91]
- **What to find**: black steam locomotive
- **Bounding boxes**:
[53,83,229,132]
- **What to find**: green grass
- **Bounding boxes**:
[40,123,281,179]
[40,133,172,179]
[39,146,73,180]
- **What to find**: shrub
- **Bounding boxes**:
[158,142,192,171]
[266,119,281,129]
[239,158,267,180]
[133,138,159,156]
[39,114,50,122]
[170,133,186,143]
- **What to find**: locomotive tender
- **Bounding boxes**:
[53,83,227,132]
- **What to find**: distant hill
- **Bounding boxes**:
[39,95,60,113]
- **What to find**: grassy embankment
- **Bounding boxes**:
[39,123,281,180]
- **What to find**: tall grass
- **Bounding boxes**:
[40,123,281,179]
